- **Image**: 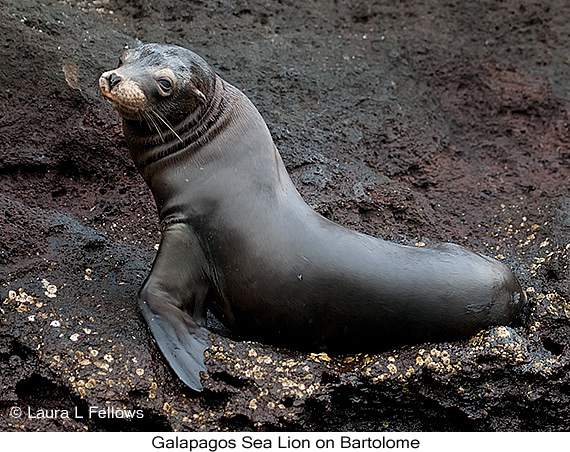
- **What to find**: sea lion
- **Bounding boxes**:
[99,43,527,391]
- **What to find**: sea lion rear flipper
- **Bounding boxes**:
[139,223,211,391]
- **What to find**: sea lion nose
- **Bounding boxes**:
[108,72,122,89]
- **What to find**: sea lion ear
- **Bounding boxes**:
[190,87,207,104]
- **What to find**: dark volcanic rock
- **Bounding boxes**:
[0,0,568,432]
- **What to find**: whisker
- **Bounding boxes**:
[151,108,183,144]
[141,110,164,143]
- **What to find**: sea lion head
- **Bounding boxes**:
[99,43,214,129]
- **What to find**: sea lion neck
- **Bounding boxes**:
[123,74,233,175]
[124,74,280,224]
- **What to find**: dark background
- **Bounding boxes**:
[0,0,568,431]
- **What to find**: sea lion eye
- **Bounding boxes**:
[157,78,173,93]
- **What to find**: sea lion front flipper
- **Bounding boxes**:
[138,223,211,391]
[139,298,208,391]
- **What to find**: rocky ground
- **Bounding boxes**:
[0,0,568,431]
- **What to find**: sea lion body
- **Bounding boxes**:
[99,44,527,390]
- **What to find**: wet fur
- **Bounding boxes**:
[100,44,528,391]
